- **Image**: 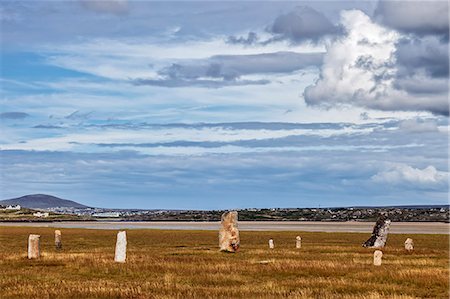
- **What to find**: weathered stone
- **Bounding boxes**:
[404,238,414,251]
[114,231,127,263]
[373,250,383,266]
[296,236,302,249]
[362,215,391,248]
[219,211,240,252]
[28,234,40,259]
[269,239,274,249]
[55,230,62,250]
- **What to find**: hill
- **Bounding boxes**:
[0,194,88,209]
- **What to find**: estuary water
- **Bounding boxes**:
[0,221,448,234]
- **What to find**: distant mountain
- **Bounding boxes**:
[0,194,88,209]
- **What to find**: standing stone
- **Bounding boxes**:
[362,215,391,248]
[28,234,40,259]
[114,231,127,263]
[296,236,302,249]
[404,238,414,252]
[219,211,240,252]
[269,239,274,249]
[55,230,62,250]
[373,250,383,266]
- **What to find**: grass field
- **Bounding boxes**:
[0,226,448,298]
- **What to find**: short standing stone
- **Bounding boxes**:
[404,238,414,251]
[55,230,62,250]
[362,215,391,248]
[296,236,302,249]
[269,239,274,249]
[219,211,240,252]
[373,250,383,266]
[28,234,40,259]
[114,231,127,263]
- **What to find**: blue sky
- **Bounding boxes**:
[0,1,448,209]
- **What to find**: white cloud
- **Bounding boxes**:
[40,36,324,81]
[372,164,448,186]
[305,10,399,107]
[0,125,376,152]
[304,10,448,115]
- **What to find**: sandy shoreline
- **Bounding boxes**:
[0,221,449,234]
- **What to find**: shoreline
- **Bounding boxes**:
[1,221,449,234]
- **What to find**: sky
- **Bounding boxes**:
[0,0,448,209]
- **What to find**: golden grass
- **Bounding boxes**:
[0,227,448,298]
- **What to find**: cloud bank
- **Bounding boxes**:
[374,0,449,36]
[133,51,323,88]
[372,164,448,187]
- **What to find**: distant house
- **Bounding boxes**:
[33,212,49,218]
[5,205,21,210]
[92,212,120,218]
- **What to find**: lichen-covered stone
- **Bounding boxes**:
[55,230,62,250]
[28,234,40,259]
[219,211,240,252]
[114,231,127,263]
[363,215,391,248]
[296,236,302,249]
[373,250,383,266]
[405,238,414,251]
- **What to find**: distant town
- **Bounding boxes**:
[0,194,449,222]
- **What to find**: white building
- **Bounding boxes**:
[33,212,49,218]
[92,212,120,218]
[5,205,21,210]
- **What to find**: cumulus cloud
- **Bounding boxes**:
[374,0,449,36]
[372,164,448,186]
[79,0,128,15]
[133,51,323,88]
[268,6,342,43]
[304,10,449,116]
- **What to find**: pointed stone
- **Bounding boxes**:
[373,250,383,266]
[269,239,274,249]
[362,215,391,248]
[55,230,62,250]
[28,234,40,259]
[114,231,127,263]
[219,211,240,252]
[296,236,302,249]
[405,238,414,252]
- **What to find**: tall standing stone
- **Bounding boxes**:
[269,239,274,249]
[114,231,127,263]
[296,236,302,249]
[28,234,40,259]
[373,250,383,266]
[362,215,391,248]
[219,211,240,252]
[55,230,62,250]
[404,238,414,252]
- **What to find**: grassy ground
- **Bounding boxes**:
[0,226,448,298]
[0,209,86,221]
